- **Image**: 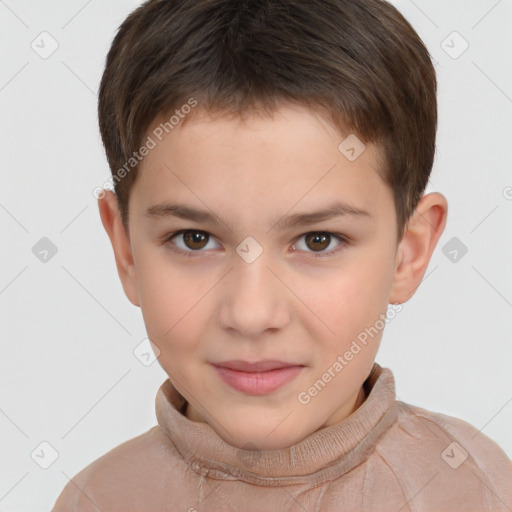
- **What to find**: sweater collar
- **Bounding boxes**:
[155,362,399,486]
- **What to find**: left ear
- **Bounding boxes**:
[390,192,448,304]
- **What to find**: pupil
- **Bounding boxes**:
[309,232,329,251]
[186,231,207,249]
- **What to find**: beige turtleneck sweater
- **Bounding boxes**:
[52,363,512,511]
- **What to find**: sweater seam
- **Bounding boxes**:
[407,411,506,508]
[374,446,412,512]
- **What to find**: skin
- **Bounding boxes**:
[98,102,447,451]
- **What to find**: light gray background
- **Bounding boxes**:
[1,1,511,510]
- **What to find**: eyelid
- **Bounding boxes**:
[163,229,349,257]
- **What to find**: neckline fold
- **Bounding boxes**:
[155,362,399,486]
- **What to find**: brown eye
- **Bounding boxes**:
[182,230,209,250]
[165,229,221,257]
[293,231,347,257]
[304,232,331,252]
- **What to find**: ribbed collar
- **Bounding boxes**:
[155,362,399,486]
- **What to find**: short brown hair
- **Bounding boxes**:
[98,0,437,239]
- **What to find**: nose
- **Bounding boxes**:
[217,250,291,338]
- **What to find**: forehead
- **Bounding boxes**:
[131,104,392,226]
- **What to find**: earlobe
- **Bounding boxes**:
[98,190,141,307]
[389,192,448,304]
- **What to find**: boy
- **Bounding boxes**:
[53,0,512,510]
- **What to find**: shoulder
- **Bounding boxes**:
[52,425,186,512]
[396,402,512,473]
[374,401,512,511]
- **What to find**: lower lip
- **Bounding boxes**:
[213,365,304,395]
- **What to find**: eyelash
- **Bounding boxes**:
[162,229,350,259]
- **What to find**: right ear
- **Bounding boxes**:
[97,190,140,307]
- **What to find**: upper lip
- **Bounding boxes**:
[211,360,304,372]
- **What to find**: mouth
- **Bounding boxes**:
[211,360,305,395]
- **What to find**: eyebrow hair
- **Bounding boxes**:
[145,200,371,231]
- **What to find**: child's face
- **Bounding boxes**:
[113,104,403,450]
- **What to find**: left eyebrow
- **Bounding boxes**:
[145,200,371,231]
[272,201,371,231]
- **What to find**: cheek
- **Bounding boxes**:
[307,256,393,347]
[135,255,208,351]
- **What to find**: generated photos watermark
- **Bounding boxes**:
[93,97,198,199]
[297,303,403,405]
